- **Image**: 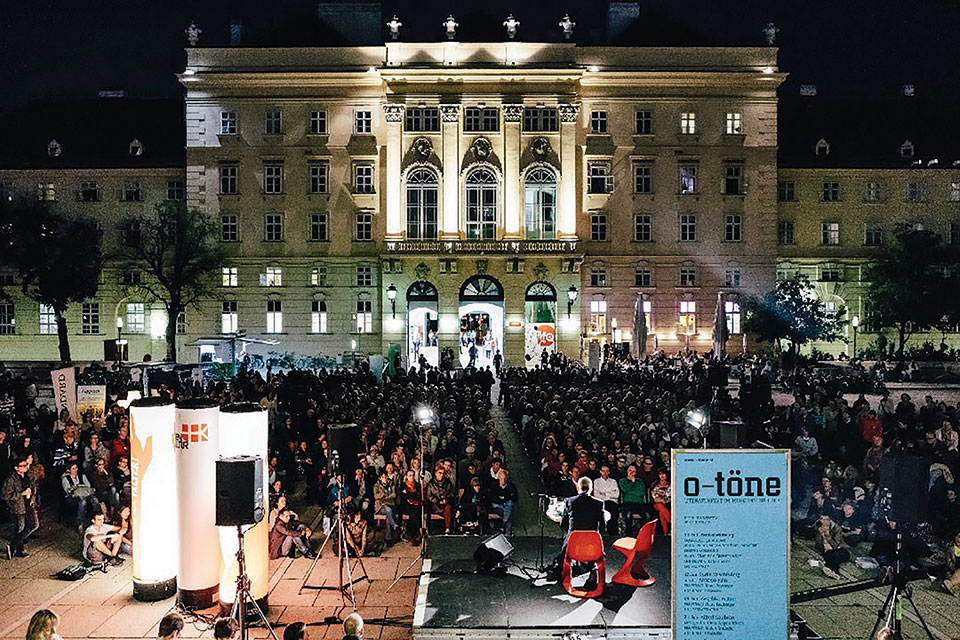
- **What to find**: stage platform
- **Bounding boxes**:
[413,535,672,640]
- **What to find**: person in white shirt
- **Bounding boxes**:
[592,464,621,536]
[83,512,123,565]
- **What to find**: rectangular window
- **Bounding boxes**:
[590,214,608,241]
[0,302,14,335]
[36,182,56,202]
[725,269,741,287]
[356,212,372,241]
[220,111,238,135]
[167,180,185,201]
[119,269,141,286]
[778,181,795,202]
[724,214,742,242]
[907,182,925,202]
[354,164,374,194]
[264,110,282,135]
[126,303,145,334]
[222,267,238,287]
[355,110,372,134]
[264,165,283,194]
[635,110,652,134]
[311,301,327,333]
[0,182,13,202]
[176,311,185,335]
[864,223,883,246]
[523,107,558,132]
[679,165,697,194]
[724,166,744,195]
[81,302,100,335]
[634,214,652,242]
[680,112,696,135]
[590,110,608,134]
[679,213,697,242]
[820,267,841,282]
[309,163,328,194]
[221,214,239,242]
[356,300,372,333]
[310,213,328,242]
[309,110,327,135]
[221,301,238,333]
[464,107,499,132]
[950,182,960,202]
[588,164,614,194]
[121,181,142,202]
[635,268,652,287]
[725,301,741,334]
[634,163,652,193]
[777,221,795,245]
[679,300,696,335]
[121,220,141,247]
[404,107,440,132]
[950,221,960,246]
[261,266,282,287]
[356,265,373,287]
[39,304,57,334]
[822,181,841,202]
[264,213,283,242]
[79,181,100,202]
[725,112,742,135]
[266,300,283,333]
[680,267,697,287]
[589,300,607,334]
[219,166,238,194]
[865,181,883,202]
[311,265,328,287]
[590,268,607,287]
[821,222,840,246]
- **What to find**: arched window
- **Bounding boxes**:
[459,275,504,301]
[465,168,497,240]
[524,168,556,240]
[406,168,438,240]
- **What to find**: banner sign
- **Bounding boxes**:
[524,322,556,369]
[672,449,790,640]
[50,366,77,421]
[76,385,107,424]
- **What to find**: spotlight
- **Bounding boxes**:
[417,406,434,424]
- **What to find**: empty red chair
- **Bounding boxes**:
[561,531,606,598]
[611,519,657,587]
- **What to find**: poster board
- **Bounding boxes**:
[672,449,790,640]
[76,385,107,425]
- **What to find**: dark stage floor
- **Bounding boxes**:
[413,534,673,639]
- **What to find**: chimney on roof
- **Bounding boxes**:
[230,19,243,46]
[607,2,640,41]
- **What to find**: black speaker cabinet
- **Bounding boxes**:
[216,455,264,526]
[879,456,928,523]
[328,423,360,477]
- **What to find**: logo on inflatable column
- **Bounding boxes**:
[174,423,208,449]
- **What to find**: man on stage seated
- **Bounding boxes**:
[550,476,608,588]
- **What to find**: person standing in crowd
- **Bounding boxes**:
[2,457,38,557]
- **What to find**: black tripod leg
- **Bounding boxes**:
[903,590,937,640]
[867,586,896,640]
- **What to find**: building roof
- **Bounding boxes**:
[0,98,185,170]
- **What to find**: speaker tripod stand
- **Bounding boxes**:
[230,525,278,640]
[866,532,935,640]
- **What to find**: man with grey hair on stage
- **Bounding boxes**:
[548,476,608,587]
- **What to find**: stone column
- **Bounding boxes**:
[439,105,461,240]
[558,103,580,240]
[383,104,405,240]
[503,104,524,240]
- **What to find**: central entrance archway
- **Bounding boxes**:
[407,280,439,368]
[458,274,504,369]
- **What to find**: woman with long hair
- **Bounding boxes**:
[25,609,59,640]
[650,468,672,535]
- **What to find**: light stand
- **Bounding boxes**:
[387,408,431,592]
[230,525,278,640]
[866,531,935,640]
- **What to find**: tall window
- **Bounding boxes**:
[524,168,556,240]
[264,110,282,134]
[523,107,559,132]
[356,212,372,241]
[589,300,607,333]
[865,181,883,202]
[777,221,795,245]
[221,301,238,333]
[590,268,607,287]
[680,112,696,134]
[679,165,697,194]
[724,214,742,242]
[310,213,328,242]
[356,265,372,287]
[590,214,608,241]
[588,164,614,194]
[635,268,652,287]
[310,265,328,287]
[725,268,741,287]
[465,168,497,240]
[679,213,697,242]
[39,304,57,335]
[464,108,499,132]
[262,266,282,287]
[951,221,960,246]
[634,163,652,193]
[635,110,652,134]
[354,164,374,193]
[354,110,372,134]
[821,222,840,246]
[222,267,238,287]
[79,181,100,202]
[221,214,239,242]
[264,165,283,194]
[822,181,840,202]
[310,110,327,135]
[404,107,440,132]
[126,303,145,334]
[266,300,282,333]
[220,166,238,194]
[220,111,238,135]
[311,301,327,333]
[679,300,696,335]
[309,164,328,194]
[167,180,185,201]
[724,166,744,195]
[680,267,697,287]
[725,112,742,135]
[121,181,142,202]
[634,214,652,242]
[864,223,883,246]
[0,302,14,335]
[264,213,283,242]
[950,182,960,202]
[356,300,372,333]
[406,168,439,240]
[725,301,742,334]
[778,181,795,202]
[81,302,100,335]
[37,182,56,202]
[907,182,925,202]
[590,111,608,134]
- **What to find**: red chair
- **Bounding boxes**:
[562,531,606,598]
[611,519,657,587]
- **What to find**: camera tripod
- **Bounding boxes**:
[866,531,935,640]
[300,468,370,609]
[230,525,278,640]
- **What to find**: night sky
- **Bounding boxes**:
[1,0,959,111]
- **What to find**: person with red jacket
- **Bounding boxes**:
[859,410,883,445]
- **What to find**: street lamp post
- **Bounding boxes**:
[116,316,124,366]
[851,315,859,358]
[567,285,578,317]
[386,284,398,319]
